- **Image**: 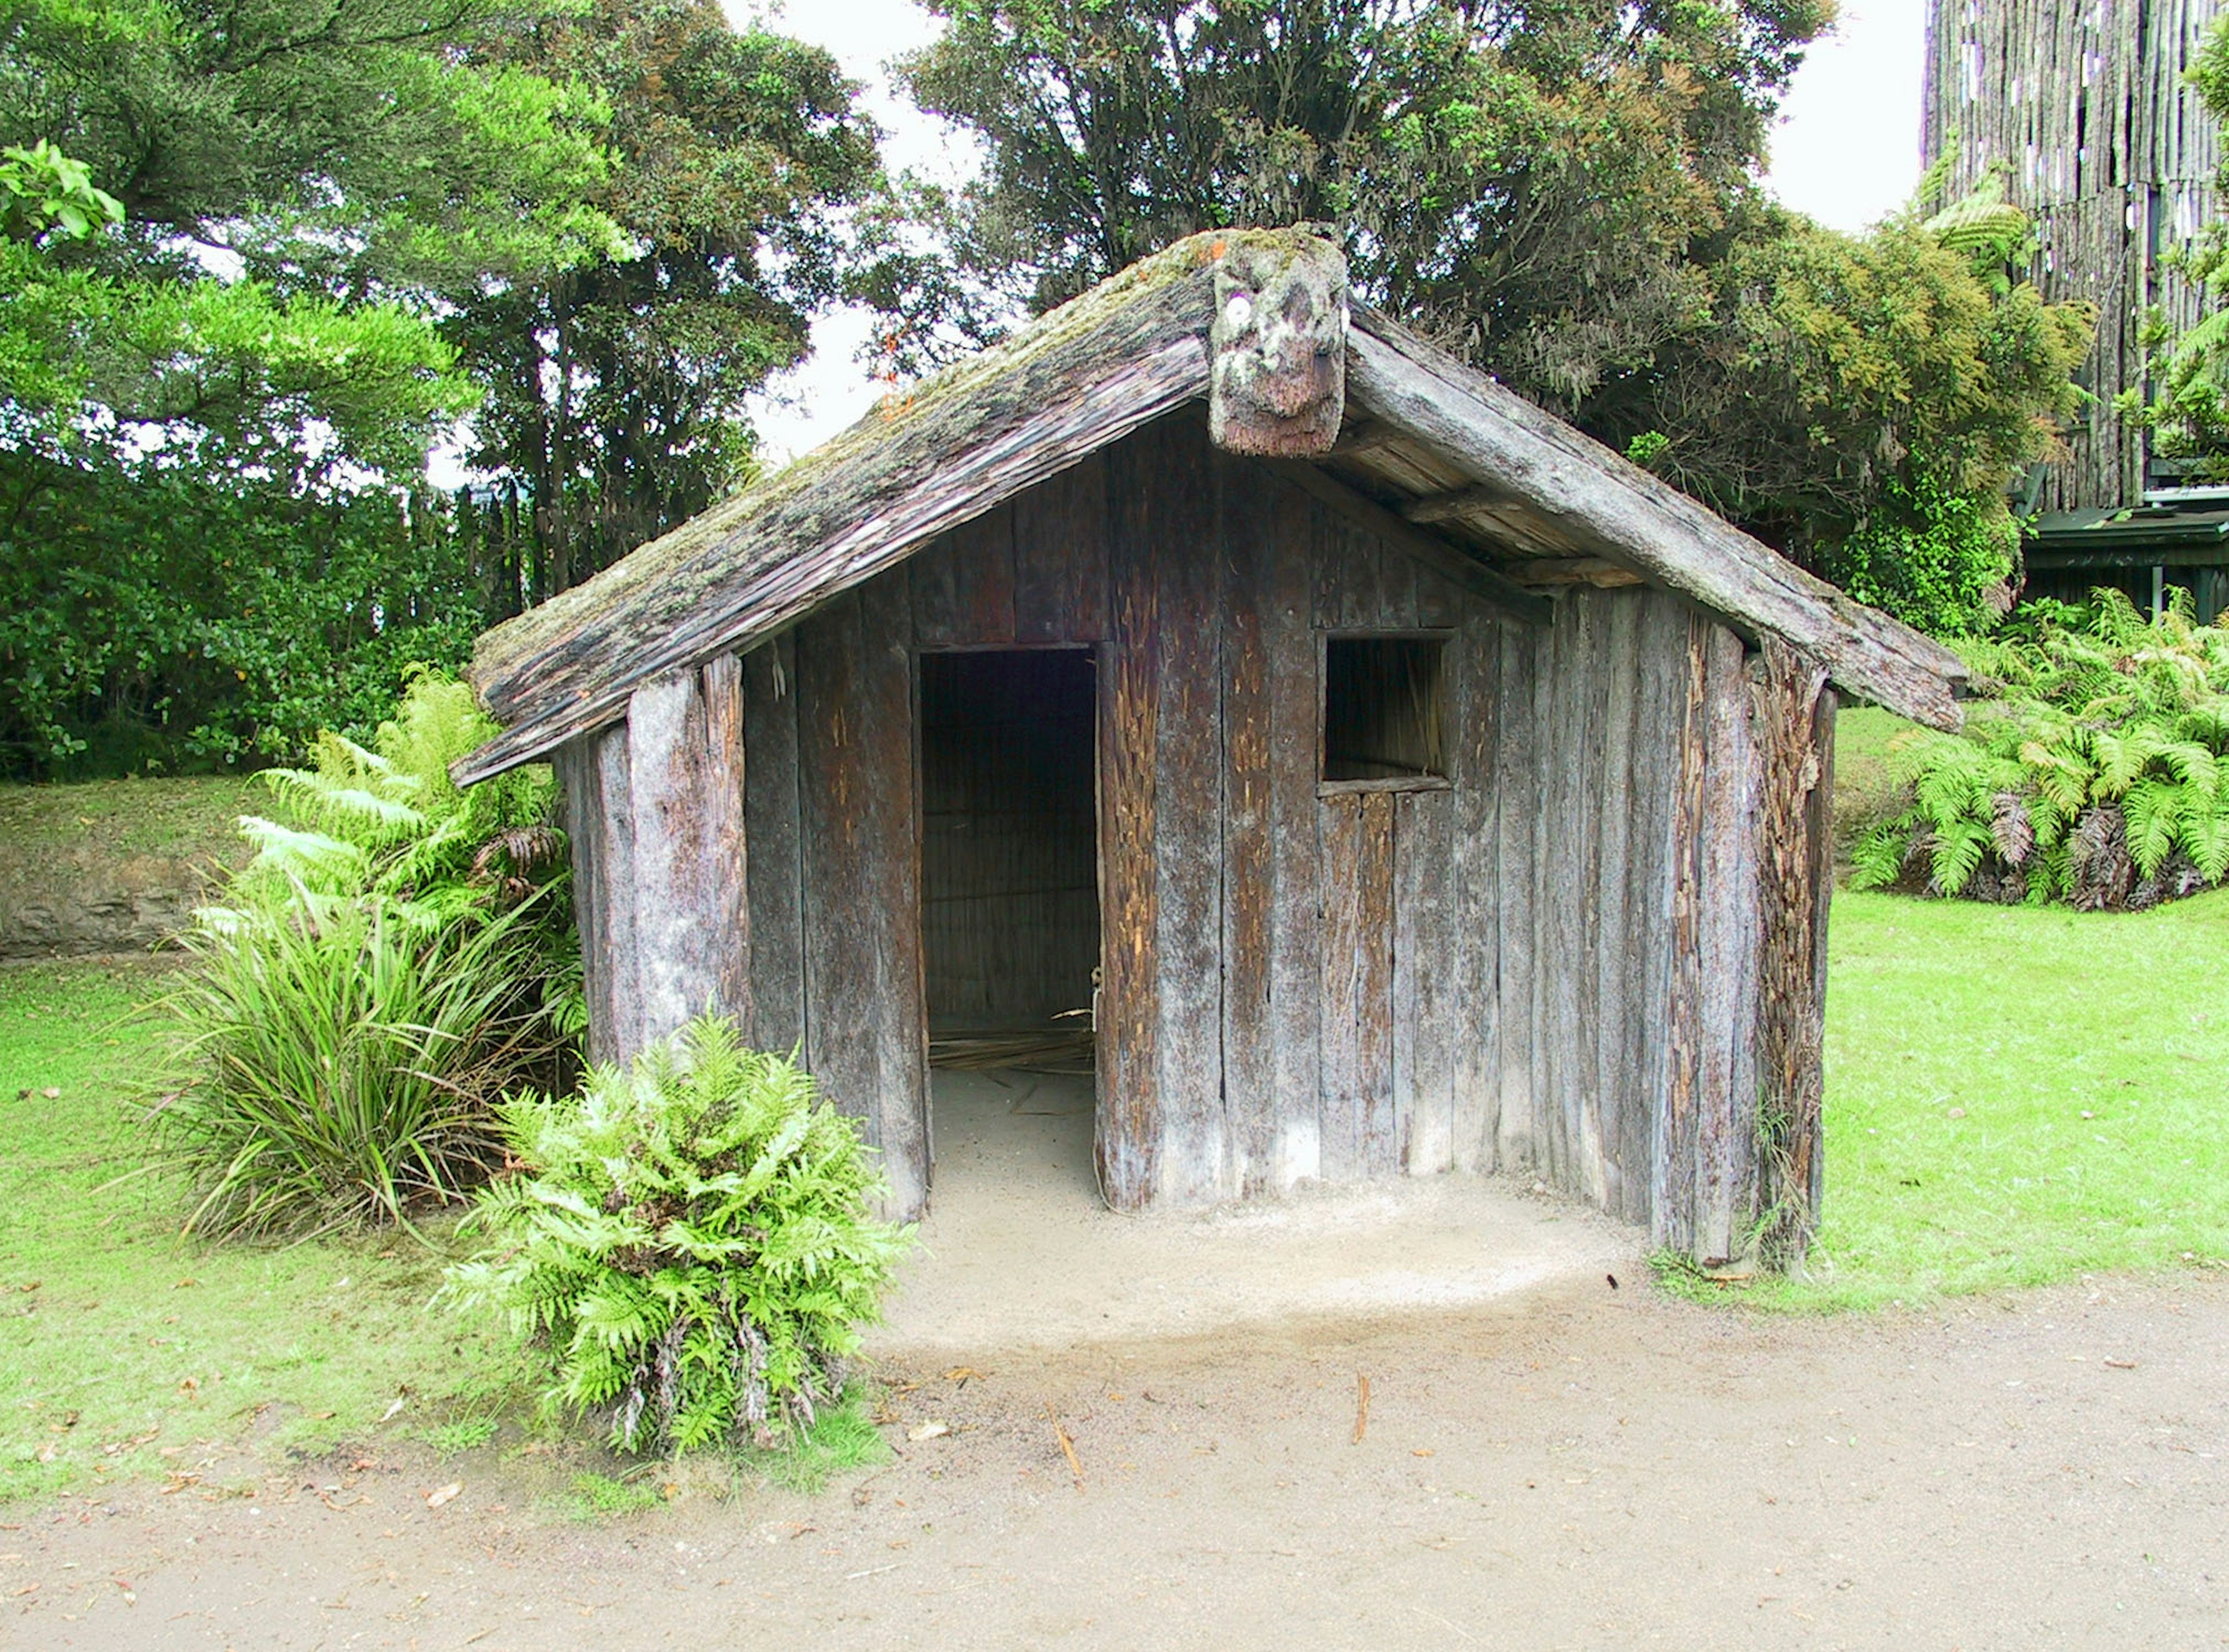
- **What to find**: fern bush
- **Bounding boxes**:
[445,1016,913,1455]
[152,669,579,1236]
[1855,592,2229,909]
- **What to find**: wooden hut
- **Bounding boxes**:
[454,230,1965,1266]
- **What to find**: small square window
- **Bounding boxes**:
[1322,636,1446,783]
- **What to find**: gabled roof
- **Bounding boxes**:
[455,228,1964,786]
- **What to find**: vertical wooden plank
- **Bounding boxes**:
[1442,602,1498,1174]
[1590,593,1639,1217]
[798,591,928,1219]
[743,635,806,1056]
[625,657,751,1048]
[1097,431,1160,1210]
[1320,789,1396,1178]
[910,506,1016,647]
[1619,593,1684,1227]
[1265,472,1323,1188]
[1651,612,1711,1252]
[1150,420,1227,1202]
[1218,453,1277,1195]
[1394,788,1455,1174]
[1531,600,1574,1191]
[1014,453,1109,643]
[1751,638,1835,1266]
[1694,622,1761,1265]
[1495,619,1537,1173]
[556,730,635,1068]
[861,571,929,1215]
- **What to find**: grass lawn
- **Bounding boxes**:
[1759,886,2229,1310]
[0,961,517,1506]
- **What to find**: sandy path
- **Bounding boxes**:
[8,1271,2226,1651]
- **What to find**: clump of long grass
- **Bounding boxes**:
[149,670,579,1239]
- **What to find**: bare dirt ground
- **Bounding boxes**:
[8,1077,2227,1652]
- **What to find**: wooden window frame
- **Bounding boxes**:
[1315,629,1455,797]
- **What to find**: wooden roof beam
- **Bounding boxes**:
[1401,485,1505,525]
[1262,459,1552,625]
[1344,309,1965,728]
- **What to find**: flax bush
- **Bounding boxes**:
[446,1016,912,1454]
[152,670,578,1237]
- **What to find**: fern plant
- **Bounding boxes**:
[1856,592,2229,909]
[151,669,579,1236]
[445,1016,913,1455]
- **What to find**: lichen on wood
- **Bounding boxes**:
[1208,235,1348,457]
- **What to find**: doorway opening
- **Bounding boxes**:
[918,648,1100,1197]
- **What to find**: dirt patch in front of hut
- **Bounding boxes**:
[14,1215,2227,1650]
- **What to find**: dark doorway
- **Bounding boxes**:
[918,648,1100,1041]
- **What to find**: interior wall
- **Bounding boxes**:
[919,650,1099,1029]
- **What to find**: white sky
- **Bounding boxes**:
[738,0,1931,462]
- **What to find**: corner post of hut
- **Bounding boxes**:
[556,652,752,1069]
[1750,636,1835,1269]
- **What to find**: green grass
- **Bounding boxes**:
[1830,704,1923,850]
[0,960,521,1504]
[1707,887,2229,1311]
[0,775,262,865]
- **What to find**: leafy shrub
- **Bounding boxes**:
[446,1015,913,1455]
[1822,474,2020,639]
[152,670,577,1236]
[1854,592,2229,908]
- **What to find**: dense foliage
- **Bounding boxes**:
[449,0,886,601]
[0,0,884,775]
[1854,594,2229,910]
[899,0,2090,632]
[447,1015,912,1453]
[152,674,577,1237]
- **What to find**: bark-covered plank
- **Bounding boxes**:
[798,593,928,1219]
[1218,453,1277,1194]
[742,636,806,1056]
[1590,593,1639,1217]
[1265,471,1325,1188]
[1320,790,1397,1177]
[624,657,751,1048]
[1394,787,1455,1174]
[1694,622,1762,1264]
[1097,434,1161,1210]
[1652,613,1712,1251]
[1751,637,1834,1266]
[1149,420,1227,1201]
[557,727,637,1067]
[1444,600,1499,1173]
[1495,621,1538,1173]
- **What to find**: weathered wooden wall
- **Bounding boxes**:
[1924,0,2222,509]
[562,410,1833,1251]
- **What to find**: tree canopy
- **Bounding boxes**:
[900,0,2091,632]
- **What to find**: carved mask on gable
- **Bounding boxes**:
[1207,239,1350,459]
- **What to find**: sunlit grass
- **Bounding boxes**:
[1693,888,2229,1311]
[0,961,517,1504]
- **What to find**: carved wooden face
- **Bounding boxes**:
[1208,241,1349,458]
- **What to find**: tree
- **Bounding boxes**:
[446,0,885,604]
[897,0,2090,633]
